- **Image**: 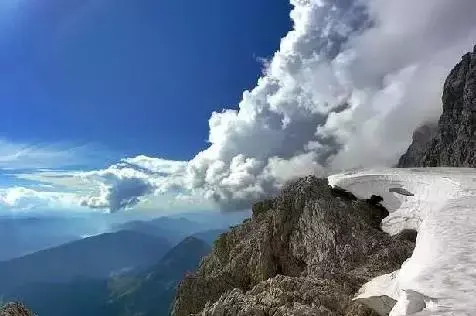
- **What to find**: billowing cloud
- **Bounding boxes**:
[80,179,153,211]
[79,0,476,212]
[77,157,188,212]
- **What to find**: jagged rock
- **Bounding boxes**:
[0,303,35,316]
[172,177,415,315]
[398,46,476,167]
[197,275,380,316]
[354,295,396,316]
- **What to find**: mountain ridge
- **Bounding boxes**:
[0,230,170,294]
[108,236,211,316]
[1,234,212,316]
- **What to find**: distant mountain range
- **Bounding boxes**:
[108,237,211,316]
[0,230,170,293]
[116,213,246,245]
[3,236,214,316]
[0,215,231,316]
[0,216,96,262]
[0,211,248,263]
[116,217,203,244]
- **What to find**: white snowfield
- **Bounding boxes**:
[328,168,476,316]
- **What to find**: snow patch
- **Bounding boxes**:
[390,290,435,316]
[355,271,399,315]
[329,168,476,316]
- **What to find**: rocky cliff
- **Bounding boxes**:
[398,46,476,167]
[0,303,34,316]
[172,177,415,315]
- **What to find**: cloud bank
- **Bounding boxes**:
[76,0,476,212]
[79,156,187,211]
[0,186,81,211]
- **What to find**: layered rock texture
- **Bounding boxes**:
[398,46,476,167]
[172,177,415,315]
[0,303,35,316]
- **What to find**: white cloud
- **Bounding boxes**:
[77,156,188,212]
[1,163,204,213]
[80,178,154,212]
[12,169,91,192]
[0,153,195,213]
[120,155,187,175]
[0,140,119,212]
[0,186,83,211]
[14,0,476,213]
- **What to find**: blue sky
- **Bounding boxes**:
[0,0,291,160]
[0,0,291,213]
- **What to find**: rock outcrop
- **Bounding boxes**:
[398,46,476,167]
[397,124,438,168]
[0,303,35,316]
[172,177,415,315]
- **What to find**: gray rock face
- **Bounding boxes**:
[397,124,438,167]
[398,46,476,167]
[172,177,414,316]
[0,303,35,316]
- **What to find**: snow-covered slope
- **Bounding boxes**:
[328,168,476,316]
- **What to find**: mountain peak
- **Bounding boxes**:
[172,177,414,315]
[398,46,476,167]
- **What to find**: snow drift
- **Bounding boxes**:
[329,168,476,316]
